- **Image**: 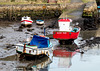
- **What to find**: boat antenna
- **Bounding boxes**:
[66,15,67,19]
[25,34,28,43]
[44,23,46,36]
[63,14,64,19]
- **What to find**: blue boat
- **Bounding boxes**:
[97,6,100,9]
[36,20,44,25]
[16,35,52,57]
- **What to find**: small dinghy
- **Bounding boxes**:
[36,20,44,25]
[21,16,33,26]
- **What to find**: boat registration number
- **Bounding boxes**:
[57,32,67,34]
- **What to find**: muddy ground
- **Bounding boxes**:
[0,17,100,71]
[0,17,62,70]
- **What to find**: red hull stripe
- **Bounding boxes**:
[58,19,71,22]
[21,20,33,23]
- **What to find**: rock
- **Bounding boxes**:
[40,27,43,29]
[6,44,15,49]
[31,34,34,36]
[27,29,33,32]
[34,33,38,35]
[83,18,97,30]
[80,37,100,48]
[19,25,24,29]
[0,35,5,39]
[47,21,58,28]
[32,28,34,30]
[2,63,6,65]
[14,26,24,32]
[16,28,23,32]
[25,32,30,34]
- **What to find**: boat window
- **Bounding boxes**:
[24,17,27,19]
[70,22,73,26]
[28,43,30,45]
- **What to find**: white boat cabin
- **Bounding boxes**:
[21,16,31,21]
[58,19,72,31]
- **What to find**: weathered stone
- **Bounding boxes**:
[0,35,5,39]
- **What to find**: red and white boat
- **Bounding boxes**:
[53,18,81,44]
[21,16,33,26]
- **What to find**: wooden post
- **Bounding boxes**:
[44,25,46,36]
[23,44,26,53]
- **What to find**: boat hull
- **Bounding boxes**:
[16,45,51,56]
[16,35,52,59]
[21,20,33,26]
[53,27,80,40]
[36,20,44,25]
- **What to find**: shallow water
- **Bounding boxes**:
[46,45,100,71]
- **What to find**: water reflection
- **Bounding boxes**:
[14,56,52,71]
[52,45,79,68]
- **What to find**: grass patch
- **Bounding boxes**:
[0,2,69,5]
[82,0,94,3]
[59,8,78,19]
[0,2,60,5]
[67,15,75,18]
[0,2,31,5]
[62,8,77,14]
[0,0,71,5]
